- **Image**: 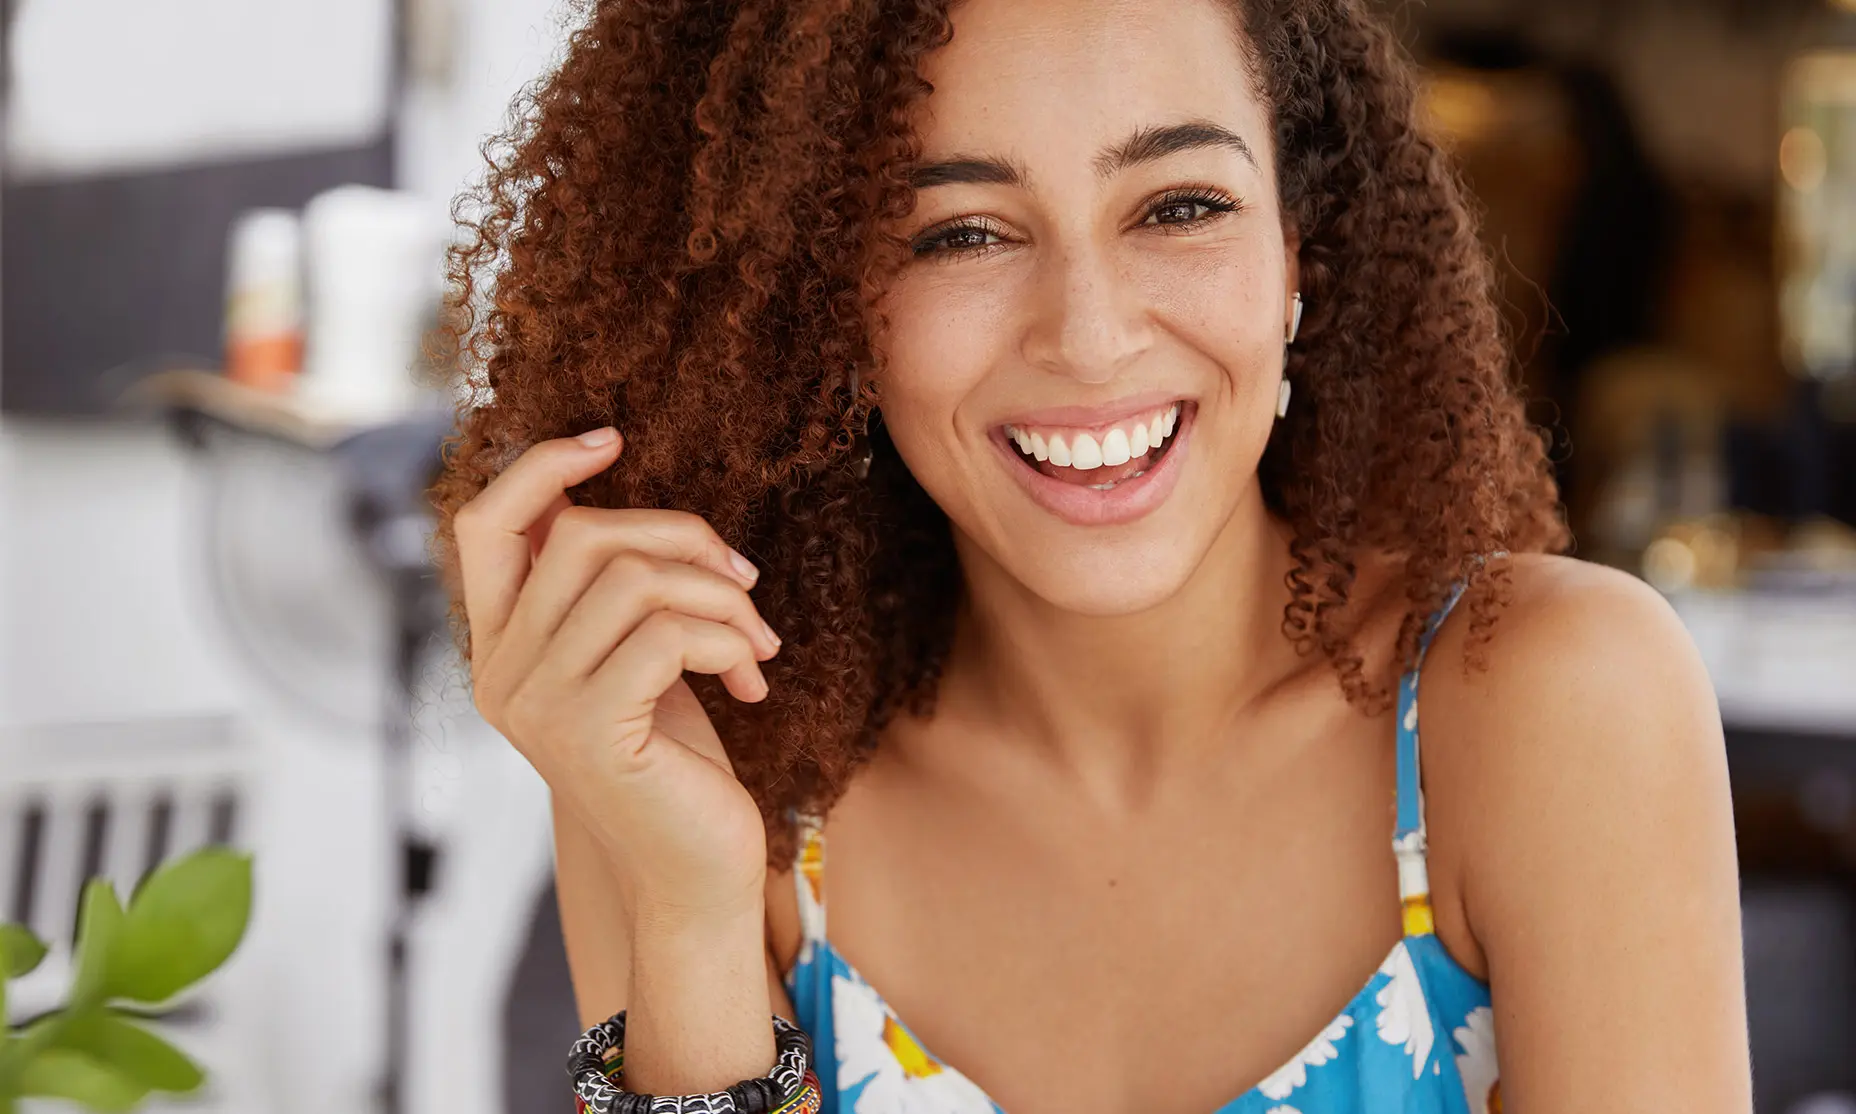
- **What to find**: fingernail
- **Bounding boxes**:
[751,671,770,700]
[729,549,760,583]
[577,426,618,447]
[761,620,781,647]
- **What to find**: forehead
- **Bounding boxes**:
[915,0,1266,168]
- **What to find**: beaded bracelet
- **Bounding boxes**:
[567,1010,820,1114]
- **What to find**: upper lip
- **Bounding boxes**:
[995,390,1191,432]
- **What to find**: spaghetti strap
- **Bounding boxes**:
[1392,576,1473,937]
[792,811,828,947]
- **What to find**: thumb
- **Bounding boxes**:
[527,431,625,559]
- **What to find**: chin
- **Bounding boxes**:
[987,529,1213,617]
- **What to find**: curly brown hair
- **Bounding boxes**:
[427,0,1568,862]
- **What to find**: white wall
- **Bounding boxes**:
[397,0,576,212]
[5,0,394,179]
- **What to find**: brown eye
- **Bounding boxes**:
[1152,199,1209,224]
[912,219,1009,259]
[940,228,1000,250]
[1142,190,1242,229]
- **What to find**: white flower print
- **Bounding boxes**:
[1256,1014,1354,1100]
[831,972,997,1114]
[1402,699,1419,733]
[1375,942,1435,1079]
[833,972,893,1087]
[1453,1006,1501,1114]
[1265,1107,1304,1114]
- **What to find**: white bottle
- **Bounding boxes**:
[297,185,448,422]
[224,208,305,391]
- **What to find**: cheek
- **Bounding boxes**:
[1138,245,1281,383]
[873,274,1018,457]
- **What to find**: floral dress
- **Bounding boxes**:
[785,581,1501,1114]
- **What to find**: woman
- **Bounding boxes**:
[430,0,1750,1110]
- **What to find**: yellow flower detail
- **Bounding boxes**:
[799,829,825,905]
[1402,893,1435,937]
[881,1016,944,1080]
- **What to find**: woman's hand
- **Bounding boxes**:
[453,426,780,928]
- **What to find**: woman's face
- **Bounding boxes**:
[873,0,1297,617]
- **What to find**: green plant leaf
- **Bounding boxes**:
[53,1013,203,1093]
[108,848,252,1005]
[16,1048,150,1113]
[70,881,125,1007]
[0,924,47,979]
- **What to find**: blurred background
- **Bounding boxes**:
[1,0,1854,1111]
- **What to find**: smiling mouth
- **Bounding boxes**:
[1000,400,1190,491]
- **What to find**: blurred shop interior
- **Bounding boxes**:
[2,0,1855,1112]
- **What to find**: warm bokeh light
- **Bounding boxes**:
[1781,125,1829,193]
[1418,72,1501,147]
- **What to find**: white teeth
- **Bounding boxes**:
[1100,428,1131,467]
[1005,402,1184,473]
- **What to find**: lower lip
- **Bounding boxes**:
[992,405,1193,527]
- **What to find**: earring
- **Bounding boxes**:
[1276,292,1302,420]
[852,407,878,480]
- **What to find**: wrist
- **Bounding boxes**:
[626,874,766,946]
[624,902,774,1095]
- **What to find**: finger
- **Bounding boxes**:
[495,506,763,667]
[454,428,623,659]
[537,555,780,683]
[591,611,769,712]
[528,493,574,562]
[542,506,761,592]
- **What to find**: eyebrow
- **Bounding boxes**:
[905,118,1257,190]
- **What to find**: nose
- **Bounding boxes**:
[1019,241,1154,385]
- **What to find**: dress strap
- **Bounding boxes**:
[792,811,828,945]
[1392,576,1472,937]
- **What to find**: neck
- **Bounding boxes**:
[935,485,1300,792]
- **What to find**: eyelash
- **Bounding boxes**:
[909,187,1245,261]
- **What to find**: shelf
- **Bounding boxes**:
[1670,588,1856,736]
[121,368,374,449]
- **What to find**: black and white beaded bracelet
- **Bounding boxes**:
[567,1011,814,1114]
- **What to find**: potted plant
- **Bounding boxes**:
[0,847,252,1112]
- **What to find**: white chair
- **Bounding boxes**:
[0,714,267,1112]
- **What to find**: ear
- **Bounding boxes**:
[1282,221,1303,328]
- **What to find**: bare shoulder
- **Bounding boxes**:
[1410,553,1729,958]
[1415,553,1749,1106]
[1419,551,1722,784]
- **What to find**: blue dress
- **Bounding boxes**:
[786,581,1500,1113]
